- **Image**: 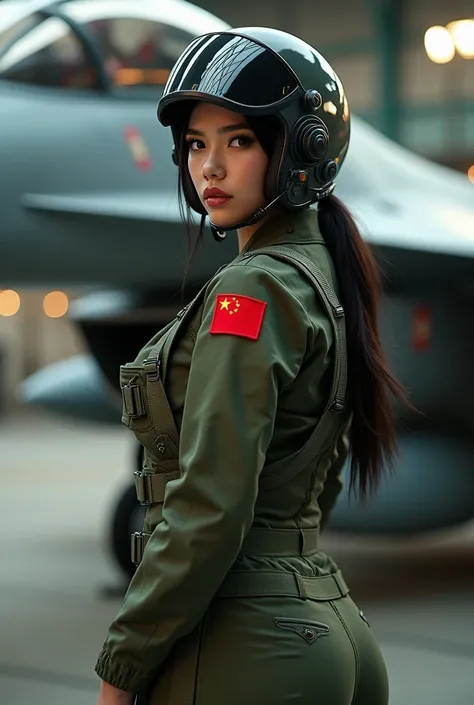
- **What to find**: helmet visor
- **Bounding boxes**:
[159,33,300,124]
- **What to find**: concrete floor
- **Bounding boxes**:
[0,412,473,704]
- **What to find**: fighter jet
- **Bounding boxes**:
[2,0,474,579]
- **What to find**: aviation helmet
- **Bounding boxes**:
[157,27,350,232]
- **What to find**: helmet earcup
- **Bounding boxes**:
[291,116,329,166]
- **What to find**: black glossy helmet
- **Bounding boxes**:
[157,26,350,222]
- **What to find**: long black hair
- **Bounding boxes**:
[318,194,407,497]
[174,118,207,296]
[174,111,407,497]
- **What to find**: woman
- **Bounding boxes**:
[94,27,405,705]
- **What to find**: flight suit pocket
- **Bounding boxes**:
[274,617,330,644]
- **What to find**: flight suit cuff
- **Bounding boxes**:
[94,647,150,693]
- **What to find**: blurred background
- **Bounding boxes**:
[0,1,473,704]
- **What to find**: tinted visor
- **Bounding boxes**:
[159,33,300,124]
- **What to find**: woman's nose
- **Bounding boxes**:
[202,152,225,180]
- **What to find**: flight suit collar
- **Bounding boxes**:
[241,207,324,255]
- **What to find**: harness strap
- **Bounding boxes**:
[216,568,349,601]
[160,265,228,383]
[241,246,347,490]
[142,355,180,447]
[130,527,320,565]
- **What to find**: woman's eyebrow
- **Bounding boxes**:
[186,122,250,136]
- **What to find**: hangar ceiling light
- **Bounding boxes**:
[425,20,474,62]
[424,26,455,63]
[448,19,474,59]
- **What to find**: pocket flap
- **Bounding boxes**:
[274,617,330,644]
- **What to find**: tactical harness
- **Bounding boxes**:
[119,246,349,602]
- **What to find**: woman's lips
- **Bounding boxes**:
[203,187,232,208]
[206,196,232,207]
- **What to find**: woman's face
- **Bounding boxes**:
[186,102,269,228]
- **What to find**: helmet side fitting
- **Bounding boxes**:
[158,27,351,234]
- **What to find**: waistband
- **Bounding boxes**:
[217,569,349,601]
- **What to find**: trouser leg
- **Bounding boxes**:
[330,598,389,705]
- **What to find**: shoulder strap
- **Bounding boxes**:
[242,246,348,490]
[160,264,228,379]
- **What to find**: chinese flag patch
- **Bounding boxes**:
[210,294,267,340]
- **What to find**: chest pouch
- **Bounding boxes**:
[120,282,213,519]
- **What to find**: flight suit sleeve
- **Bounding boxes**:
[95,262,312,693]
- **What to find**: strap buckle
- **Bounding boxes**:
[134,471,154,506]
[122,384,146,418]
[131,531,151,565]
[143,357,160,381]
[133,469,180,505]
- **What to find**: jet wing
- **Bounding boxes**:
[338,117,474,260]
[23,191,182,223]
[346,195,474,258]
[23,185,474,266]
[23,116,474,260]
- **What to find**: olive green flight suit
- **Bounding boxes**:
[95,209,389,705]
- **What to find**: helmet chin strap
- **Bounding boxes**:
[209,191,286,242]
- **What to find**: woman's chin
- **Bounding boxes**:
[207,208,254,229]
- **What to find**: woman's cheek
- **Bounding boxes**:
[188,159,200,190]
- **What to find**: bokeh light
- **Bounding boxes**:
[43,291,69,318]
[0,289,20,316]
[424,26,455,63]
[448,19,474,59]
[468,166,474,185]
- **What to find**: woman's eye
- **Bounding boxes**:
[229,135,251,148]
[188,139,204,151]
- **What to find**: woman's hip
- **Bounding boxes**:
[147,590,388,705]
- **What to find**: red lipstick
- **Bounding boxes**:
[203,186,232,208]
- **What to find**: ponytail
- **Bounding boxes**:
[318,194,407,497]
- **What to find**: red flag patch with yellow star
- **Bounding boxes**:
[210,294,267,340]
